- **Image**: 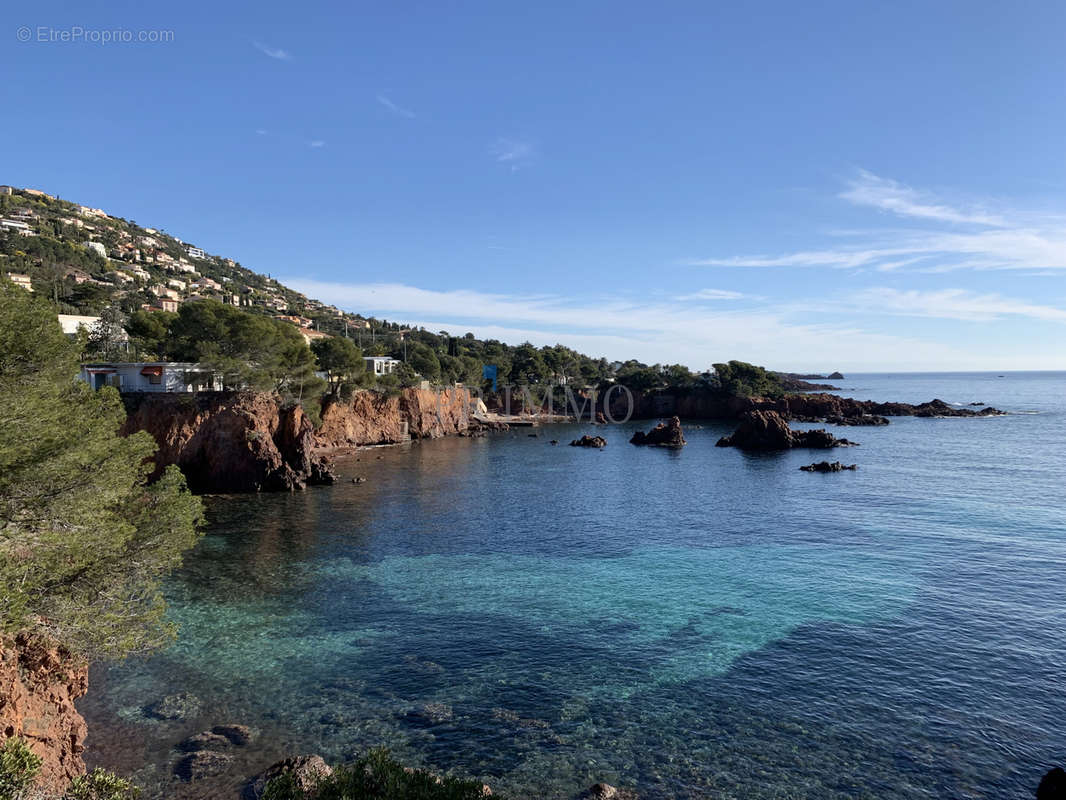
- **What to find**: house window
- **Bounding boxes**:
[148,373,162,385]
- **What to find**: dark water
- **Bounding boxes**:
[81,372,1066,798]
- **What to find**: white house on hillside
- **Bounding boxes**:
[364,356,402,376]
[79,362,222,392]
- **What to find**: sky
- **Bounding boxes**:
[5,0,1066,371]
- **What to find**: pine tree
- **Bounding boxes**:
[0,280,203,659]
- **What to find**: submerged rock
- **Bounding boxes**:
[406,701,454,725]
[144,692,201,721]
[630,416,686,447]
[716,411,857,451]
[570,435,607,448]
[176,732,230,752]
[212,723,255,746]
[174,750,233,781]
[800,461,858,472]
[579,783,639,799]
[245,755,333,800]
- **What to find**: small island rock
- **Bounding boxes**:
[716,411,857,451]
[570,435,607,448]
[630,416,686,447]
[800,461,858,472]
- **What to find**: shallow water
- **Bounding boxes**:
[81,372,1066,798]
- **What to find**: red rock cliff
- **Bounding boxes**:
[315,387,470,449]
[121,392,334,493]
[0,634,88,793]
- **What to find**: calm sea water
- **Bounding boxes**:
[81,372,1066,799]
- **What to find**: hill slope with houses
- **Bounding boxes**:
[0,184,379,344]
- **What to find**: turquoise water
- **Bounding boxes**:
[81,372,1066,798]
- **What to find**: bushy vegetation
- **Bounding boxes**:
[0,739,138,800]
[0,281,203,658]
[261,750,493,800]
[710,360,784,398]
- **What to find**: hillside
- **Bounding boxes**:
[0,184,802,395]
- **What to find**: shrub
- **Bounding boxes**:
[0,737,41,799]
[64,769,140,800]
[261,750,492,800]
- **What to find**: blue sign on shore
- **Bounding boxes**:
[482,364,498,391]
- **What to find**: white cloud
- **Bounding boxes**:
[840,170,1006,226]
[490,138,535,170]
[377,94,415,118]
[253,41,292,61]
[278,277,990,371]
[697,171,1066,273]
[308,140,326,148]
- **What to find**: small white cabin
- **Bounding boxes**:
[364,356,402,376]
[79,362,222,393]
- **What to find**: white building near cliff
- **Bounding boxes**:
[79,362,222,392]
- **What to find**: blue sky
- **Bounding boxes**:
[6,1,1066,370]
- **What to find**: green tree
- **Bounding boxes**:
[711,360,783,398]
[312,336,364,397]
[406,342,441,383]
[0,281,203,658]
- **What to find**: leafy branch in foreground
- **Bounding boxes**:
[0,280,203,660]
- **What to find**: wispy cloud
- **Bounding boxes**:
[490,138,535,171]
[255,128,269,136]
[846,287,1066,323]
[697,171,1066,273]
[676,288,749,301]
[253,41,292,61]
[308,140,326,148]
[377,94,415,118]
[840,170,1006,226]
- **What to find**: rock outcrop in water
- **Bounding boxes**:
[630,416,686,447]
[571,434,607,448]
[800,461,858,472]
[0,634,89,794]
[121,392,335,493]
[716,411,858,451]
[1038,767,1066,799]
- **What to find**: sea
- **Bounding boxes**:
[79,372,1066,799]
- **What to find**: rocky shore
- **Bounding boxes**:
[0,635,89,793]
[121,387,472,494]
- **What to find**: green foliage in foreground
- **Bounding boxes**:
[0,281,203,659]
[261,750,493,800]
[0,739,139,800]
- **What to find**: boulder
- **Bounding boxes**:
[1038,767,1066,799]
[570,435,607,448]
[827,371,845,379]
[244,755,332,800]
[716,411,857,451]
[799,461,858,472]
[630,416,686,447]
